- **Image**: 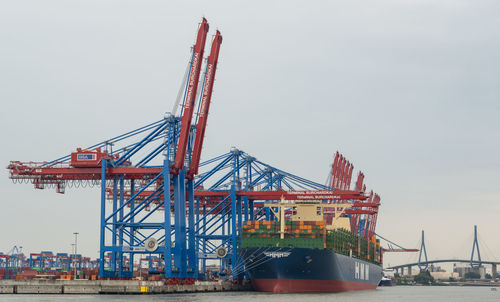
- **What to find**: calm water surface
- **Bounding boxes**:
[2,286,498,301]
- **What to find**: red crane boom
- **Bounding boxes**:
[188,30,223,179]
[172,18,209,174]
[329,152,339,188]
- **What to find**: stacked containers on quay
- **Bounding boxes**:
[239,200,383,293]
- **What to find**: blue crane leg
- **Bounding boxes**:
[99,159,107,277]
[163,159,173,277]
[118,175,124,277]
[173,169,187,278]
[129,179,135,274]
[202,204,206,274]
[230,185,237,279]
[187,179,197,277]
[112,177,117,276]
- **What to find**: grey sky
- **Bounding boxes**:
[1,0,499,269]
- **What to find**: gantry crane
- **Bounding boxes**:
[7,18,381,282]
[326,151,381,239]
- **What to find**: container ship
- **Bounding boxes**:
[239,199,383,293]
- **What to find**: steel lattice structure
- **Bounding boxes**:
[7,19,380,282]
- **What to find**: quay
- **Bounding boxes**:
[0,279,252,295]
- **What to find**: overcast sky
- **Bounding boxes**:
[1,0,499,270]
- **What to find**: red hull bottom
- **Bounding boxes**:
[252,278,378,293]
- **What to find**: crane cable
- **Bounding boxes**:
[172,52,193,117]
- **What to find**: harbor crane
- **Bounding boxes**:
[7,18,380,282]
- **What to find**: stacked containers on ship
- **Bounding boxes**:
[241,220,325,249]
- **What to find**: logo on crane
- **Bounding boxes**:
[77,154,96,161]
[185,52,201,110]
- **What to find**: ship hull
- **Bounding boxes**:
[240,247,382,293]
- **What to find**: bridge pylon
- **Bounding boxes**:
[470,225,482,268]
[417,230,428,271]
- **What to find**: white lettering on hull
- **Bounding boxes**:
[355,261,369,280]
[263,251,291,258]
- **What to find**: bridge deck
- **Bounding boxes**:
[387,259,500,269]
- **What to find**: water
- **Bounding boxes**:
[1,286,498,302]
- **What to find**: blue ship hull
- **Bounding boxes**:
[240,247,383,293]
